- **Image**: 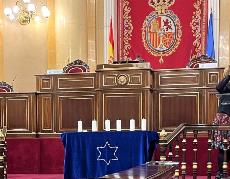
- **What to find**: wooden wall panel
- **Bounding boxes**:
[158,91,201,129]
[57,76,95,90]
[204,68,223,87]
[154,68,224,130]
[98,70,152,89]
[37,94,53,134]
[36,75,54,92]
[36,73,96,92]
[6,98,28,130]
[4,93,36,136]
[205,90,219,124]
[156,70,202,88]
[56,93,96,132]
[102,91,142,130]
[96,66,153,131]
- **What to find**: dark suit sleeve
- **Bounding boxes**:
[216,75,230,93]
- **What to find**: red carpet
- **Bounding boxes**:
[8,174,63,179]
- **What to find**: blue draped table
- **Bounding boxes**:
[61,131,159,179]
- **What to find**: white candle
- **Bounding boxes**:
[92,120,97,131]
[116,120,121,131]
[130,119,135,131]
[77,120,83,132]
[105,119,110,131]
[141,118,147,131]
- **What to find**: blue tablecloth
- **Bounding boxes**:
[61,131,159,179]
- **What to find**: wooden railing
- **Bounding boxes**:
[0,127,7,179]
[158,124,230,179]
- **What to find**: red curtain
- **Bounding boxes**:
[117,0,208,69]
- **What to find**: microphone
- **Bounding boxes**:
[67,57,71,64]
[12,75,17,90]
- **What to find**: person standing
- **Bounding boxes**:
[213,66,230,179]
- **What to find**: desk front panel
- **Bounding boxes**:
[154,68,222,129]
[156,69,202,88]
[36,73,96,92]
[97,69,152,89]
[204,68,223,87]
[36,75,54,92]
[0,93,36,137]
[56,75,95,91]
[55,92,96,132]
[37,93,54,134]
[205,89,219,124]
[97,89,152,131]
[5,94,36,135]
[157,89,202,129]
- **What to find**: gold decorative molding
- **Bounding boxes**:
[158,73,200,87]
[102,72,143,87]
[41,78,52,90]
[119,0,133,59]
[207,72,219,85]
[57,77,95,90]
[116,74,129,85]
[142,1,182,63]
[0,126,6,141]
[190,0,207,58]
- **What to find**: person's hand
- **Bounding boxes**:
[223,66,230,76]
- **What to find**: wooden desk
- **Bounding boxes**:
[35,64,223,136]
[1,64,222,137]
[99,161,178,179]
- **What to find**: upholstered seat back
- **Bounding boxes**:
[188,55,216,68]
[63,59,89,73]
[0,82,13,92]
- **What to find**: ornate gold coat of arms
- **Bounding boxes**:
[142,0,182,63]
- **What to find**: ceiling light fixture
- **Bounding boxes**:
[4,0,50,25]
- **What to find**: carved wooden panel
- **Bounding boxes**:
[56,92,96,132]
[205,90,218,124]
[36,73,96,92]
[101,91,143,130]
[157,70,201,88]
[5,94,36,135]
[99,70,152,89]
[158,91,201,129]
[205,68,223,87]
[6,98,28,130]
[36,76,53,92]
[57,75,95,91]
[37,94,53,133]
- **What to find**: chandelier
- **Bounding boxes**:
[4,0,50,25]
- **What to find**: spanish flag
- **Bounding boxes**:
[108,17,114,64]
